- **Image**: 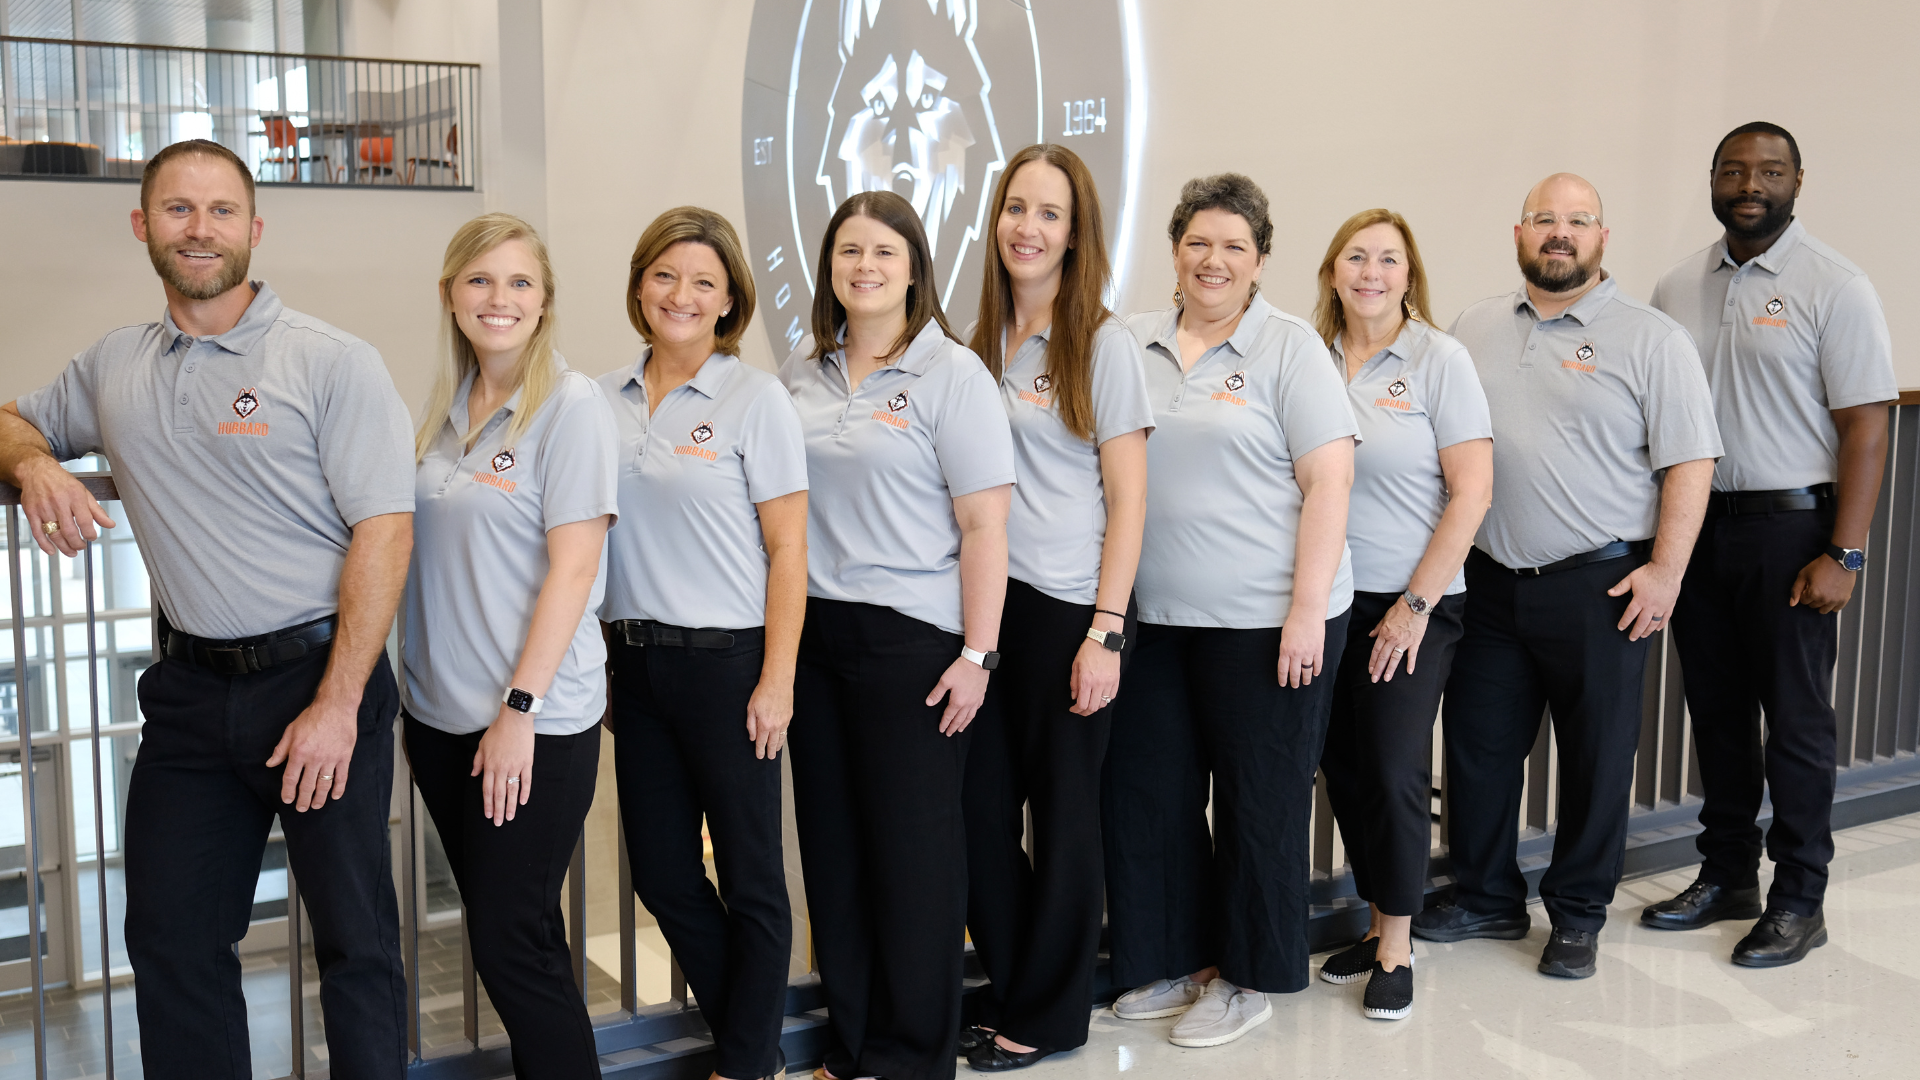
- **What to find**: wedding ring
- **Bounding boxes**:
[506,776,521,785]
[1101,695,1113,703]
[1392,647,1405,655]
[42,520,60,536]
[318,774,333,781]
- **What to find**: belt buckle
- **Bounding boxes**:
[204,645,253,675]
[1517,565,1543,577]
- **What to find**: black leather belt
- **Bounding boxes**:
[612,620,741,649]
[160,615,336,675]
[1706,483,1833,517]
[1501,539,1651,577]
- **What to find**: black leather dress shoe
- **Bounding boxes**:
[1411,901,1530,942]
[1733,908,1827,968]
[967,1041,1056,1072]
[1538,926,1598,979]
[957,1026,994,1054]
[1641,880,1763,930]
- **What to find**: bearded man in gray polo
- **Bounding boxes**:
[0,140,413,1079]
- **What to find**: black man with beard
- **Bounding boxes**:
[1413,174,1722,981]
[1646,123,1896,968]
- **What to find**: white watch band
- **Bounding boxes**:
[502,687,546,714]
[960,645,990,668]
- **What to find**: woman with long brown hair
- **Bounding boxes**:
[780,190,1014,1080]
[959,144,1151,1071]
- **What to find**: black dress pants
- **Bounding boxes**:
[1102,612,1351,994]
[1321,590,1467,917]
[124,647,407,1080]
[1441,548,1654,932]
[790,599,969,1080]
[611,627,791,1079]
[404,713,602,1080]
[963,581,1134,1051]
[1672,508,1838,917]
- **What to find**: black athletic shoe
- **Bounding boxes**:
[1319,936,1379,984]
[1641,881,1763,931]
[957,1026,994,1054]
[1538,926,1598,979]
[1362,960,1414,1020]
[1411,902,1530,942]
[1732,908,1828,968]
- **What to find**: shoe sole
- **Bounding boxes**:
[1364,1003,1412,1020]
[1319,968,1370,985]
[1168,1000,1273,1047]
[1113,1002,1196,1020]
[1640,903,1764,931]
[1538,958,1597,979]
[1411,921,1530,943]
[1731,928,1829,968]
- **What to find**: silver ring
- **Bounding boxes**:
[1392,647,1405,655]
[1101,695,1113,703]
[1650,614,1665,622]
[506,776,520,785]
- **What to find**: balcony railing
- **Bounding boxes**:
[0,37,477,187]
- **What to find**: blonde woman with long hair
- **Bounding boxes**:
[400,213,619,1077]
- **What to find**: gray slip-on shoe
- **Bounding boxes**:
[1168,978,1273,1047]
[1112,976,1206,1020]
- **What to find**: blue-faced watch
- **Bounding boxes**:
[1826,543,1866,573]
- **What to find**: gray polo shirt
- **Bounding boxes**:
[1449,276,1723,570]
[402,358,620,736]
[1650,220,1897,492]
[1338,320,1493,596]
[15,282,414,640]
[1128,294,1359,629]
[993,318,1155,605]
[779,320,1016,635]
[597,349,809,630]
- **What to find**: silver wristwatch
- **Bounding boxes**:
[1402,590,1432,616]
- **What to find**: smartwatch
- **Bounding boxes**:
[1825,543,1867,573]
[1402,590,1433,616]
[502,687,546,714]
[960,645,1001,671]
[1086,627,1127,652]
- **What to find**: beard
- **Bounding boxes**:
[1713,193,1795,241]
[147,235,252,300]
[1518,237,1601,294]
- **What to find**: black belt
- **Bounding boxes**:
[1500,539,1651,577]
[1706,483,1833,517]
[612,620,741,649]
[160,614,337,675]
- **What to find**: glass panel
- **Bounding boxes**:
[0,626,57,737]
[0,754,57,963]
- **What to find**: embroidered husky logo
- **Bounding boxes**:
[1388,379,1408,397]
[232,387,260,418]
[1766,296,1785,317]
[1575,342,1595,363]
[1224,371,1246,393]
[887,391,910,412]
[1033,374,1052,393]
[491,448,516,473]
[691,422,714,444]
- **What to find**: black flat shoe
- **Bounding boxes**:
[1411,901,1530,942]
[1538,926,1598,979]
[1319,936,1379,984]
[1641,880,1763,931]
[1733,908,1827,968]
[1362,959,1414,1020]
[967,1042,1056,1072]
[957,1025,995,1054]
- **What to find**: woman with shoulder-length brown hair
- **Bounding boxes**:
[1311,208,1492,1021]
[779,190,1015,1080]
[597,206,808,1080]
[957,144,1152,1071]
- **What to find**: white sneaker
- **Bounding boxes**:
[1112,976,1207,1019]
[1168,978,1272,1047]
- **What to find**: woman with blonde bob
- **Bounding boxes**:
[401,212,619,1078]
[1311,209,1491,1021]
[598,207,808,1080]
[959,143,1151,1071]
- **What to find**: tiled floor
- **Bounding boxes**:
[9,812,1920,1078]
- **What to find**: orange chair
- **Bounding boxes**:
[356,126,396,183]
[406,124,461,185]
[258,115,331,182]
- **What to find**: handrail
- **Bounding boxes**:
[0,35,482,70]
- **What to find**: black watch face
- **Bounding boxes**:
[505,688,534,713]
[981,651,1001,671]
[740,0,1144,359]
[1101,631,1126,652]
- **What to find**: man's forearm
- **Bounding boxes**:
[1831,403,1890,550]
[1651,459,1715,570]
[317,513,413,706]
[0,402,59,485]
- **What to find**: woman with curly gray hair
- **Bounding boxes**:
[1101,174,1358,1048]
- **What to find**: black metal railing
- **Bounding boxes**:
[0,37,477,186]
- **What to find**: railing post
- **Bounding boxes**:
[84,540,114,1079]
[288,863,305,1079]
[617,812,636,1015]
[7,506,50,1080]
[402,774,422,1061]
[569,829,587,997]
[461,908,479,1048]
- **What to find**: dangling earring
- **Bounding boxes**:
[1172,282,1184,307]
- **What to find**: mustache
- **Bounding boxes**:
[1539,240,1577,254]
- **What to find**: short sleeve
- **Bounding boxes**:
[932,349,1016,497]
[1818,275,1899,410]
[1641,327,1725,471]
[536,378,622,531]
[1090,323,1155,444]
[1425,336,1494,450]
[1273,327,1360,458]
[740,379,810,503]
[315,341,417,527]
[15,347,107,462]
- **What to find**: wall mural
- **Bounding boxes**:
[741,0,1143,360]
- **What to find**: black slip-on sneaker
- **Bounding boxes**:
[1362,959,1414,1020]
[1319,936,1379,984]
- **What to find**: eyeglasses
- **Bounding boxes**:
[1522,211,1601,233]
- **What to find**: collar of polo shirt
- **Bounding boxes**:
[627,348,738,401]
[162,280,276,355]
[1515,272,1616,326]
[450,351,567,429]
[827,318,948,376]
[1145,292,1276,361]
[1717,217,1806,274]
